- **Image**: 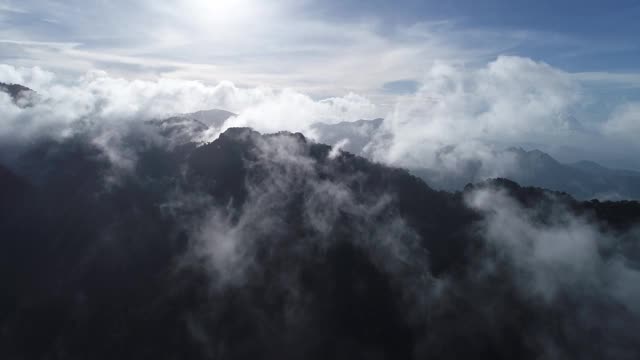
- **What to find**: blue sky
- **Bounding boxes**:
[1,0,640,169]
[314,0,640,71]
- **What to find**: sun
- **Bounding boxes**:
[184,0,268,29]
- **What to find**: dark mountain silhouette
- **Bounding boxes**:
[496,147,640,200]
[311,118,383,155]
[153,109,236,145]
[0,82,35,107]
[412,147,640,200]
[1,126,639,359]
[0,82,32,100]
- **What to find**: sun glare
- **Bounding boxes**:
[185,0,268,29]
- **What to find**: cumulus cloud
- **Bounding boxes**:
[0,64,378,170]
[221,91,377,137]
[602,102,640,142]
[0,64,377,132]
[0,64,54,89]
[368,56,582,167]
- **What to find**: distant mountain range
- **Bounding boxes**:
[310,118,383,155]
[409,147,640,200]
[311,117,640,200]
[2,81,639,201]
[152,109,236,145]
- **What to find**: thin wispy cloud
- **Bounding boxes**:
[5,0,637,99]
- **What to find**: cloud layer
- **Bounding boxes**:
[362,56,636,172]
[0,64,377,144]
[1,58,640,175]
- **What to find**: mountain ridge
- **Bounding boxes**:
[1,126,640,358]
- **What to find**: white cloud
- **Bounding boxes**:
[603,102,640,141]
[467,188,640,313]
[222,91,377,137]
[0,63,54,88]
[2,59,640,176]
[0,63,379,183]
[0,63,378,149]
[367,56,582,168]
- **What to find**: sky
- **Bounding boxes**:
[1,0,640,169]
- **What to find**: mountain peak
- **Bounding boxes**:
[505,147,559,165]
[218,126,261,140]
[0,82,35,106]
[182,109,236,127]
